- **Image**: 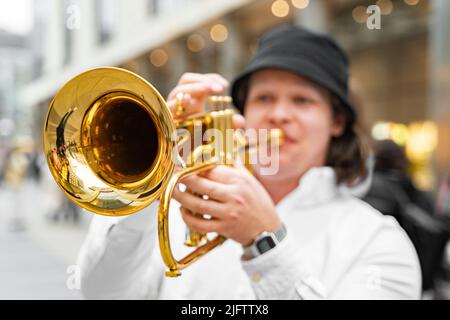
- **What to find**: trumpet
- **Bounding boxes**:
[43,67,282,277]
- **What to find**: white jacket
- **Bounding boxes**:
[77,167,422,299]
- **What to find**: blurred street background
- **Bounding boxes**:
[1,0,450,299]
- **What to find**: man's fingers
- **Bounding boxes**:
[232,114,246,129]
[178,73,229,88]
[166,72,229,119]
[180,207,222,234]
[166,94,203,118]
[180,175,233,202]
[167,82,225,101]
[199,165,245,184]
[167,83,226,118]
[173,188,226,218]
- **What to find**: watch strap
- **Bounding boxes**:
[243,223,287,259]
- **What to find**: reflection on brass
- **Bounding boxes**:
[43,67,282,277]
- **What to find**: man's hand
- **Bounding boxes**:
[172,162,281,246]
[166,72,245,127]
[167,72,228,118]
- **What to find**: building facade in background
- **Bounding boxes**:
[10,0,450,192]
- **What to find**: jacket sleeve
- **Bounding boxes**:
[76,202,164,299]
[241,233,327,300]
[327,219,422,299]
[241,219,421,300]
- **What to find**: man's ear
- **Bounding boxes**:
[331,114,346,137]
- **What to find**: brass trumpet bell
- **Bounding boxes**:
[43,67,176,215]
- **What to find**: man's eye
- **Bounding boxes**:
[293,96,312,105]
[256,95,272,103]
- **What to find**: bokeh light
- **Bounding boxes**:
[187,34,205,52]
[210,24,228,43]
[291,0,309,10]
[352,6,368,24]
[271,0,290,18]
[376,0,394,15]
[149,49,168,67]
[404,0,420,5]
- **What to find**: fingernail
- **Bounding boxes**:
[211,83,223,92]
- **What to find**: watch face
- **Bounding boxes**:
[256,236,276,254]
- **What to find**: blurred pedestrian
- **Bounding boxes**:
[433,173,450,299]
[4,147,30,231]
[436,173,450,219]
[363,139,450,294]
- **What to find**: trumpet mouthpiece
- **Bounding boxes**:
[269,128,284,145]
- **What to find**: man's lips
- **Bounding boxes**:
[282,135,297,144]
[276,130,297,144]
[255,128,298,146]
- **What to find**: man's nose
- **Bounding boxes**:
[269,102,291,125]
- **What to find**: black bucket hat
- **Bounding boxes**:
[231,24,355,124]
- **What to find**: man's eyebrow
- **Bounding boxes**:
[248,84,273,91]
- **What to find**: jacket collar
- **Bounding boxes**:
[276,161,373,215]
[276,166,338,214]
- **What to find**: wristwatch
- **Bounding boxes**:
[242,223,287,260]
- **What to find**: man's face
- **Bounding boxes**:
[244,69,344,179]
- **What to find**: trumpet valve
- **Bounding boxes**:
[208,95,232,111]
